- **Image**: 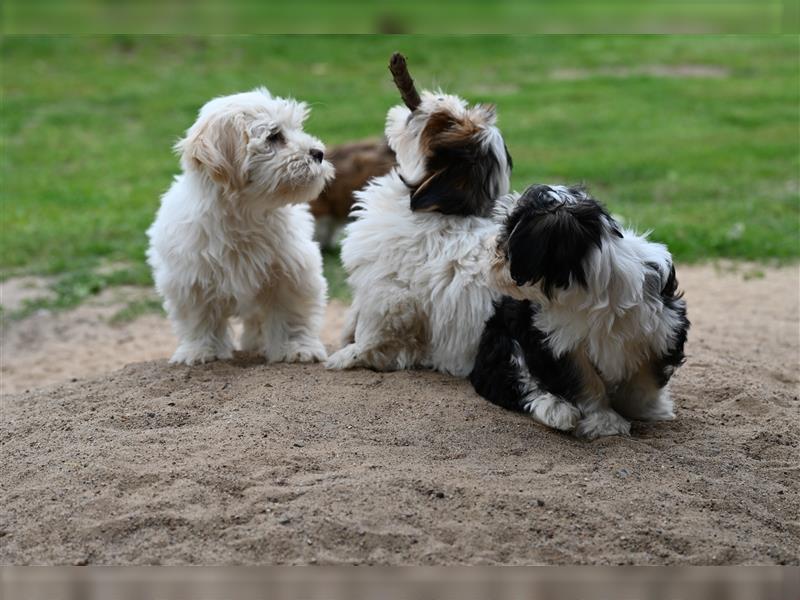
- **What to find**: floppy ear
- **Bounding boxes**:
[507,198,605,296]
[507,214,551,288]
[177,111,250,191]
[410,111,500,216]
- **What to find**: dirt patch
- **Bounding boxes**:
[0,288,348,396]
[0,265,798,565]
[0,276,54,313]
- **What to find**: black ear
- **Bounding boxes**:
[409,109,504,217]
[506,186,606,296]
[507,212,557,289]
[409,145,499,216]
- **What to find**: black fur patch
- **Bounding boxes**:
[469,297,585,412]
[504,144,513,171]
[652,265,690,387]
[503,185,615,296]
[410,144,501,217]
[408,114,507,217]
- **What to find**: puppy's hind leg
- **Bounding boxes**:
[611,364,675,422]
[326,290,427,371]
[569,350,630,440]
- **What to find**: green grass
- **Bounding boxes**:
[2,1,787,34]
[1,36,798,307]
[109,297,164,324]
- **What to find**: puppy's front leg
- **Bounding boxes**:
[481,339,580,431]
[165,293,234,366]
[570,350,631,440]
[246,270,327,364]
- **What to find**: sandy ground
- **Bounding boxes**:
[1,265,798,565]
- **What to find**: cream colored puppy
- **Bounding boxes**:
[147,88,334,365]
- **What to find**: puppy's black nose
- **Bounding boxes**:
[309,148,324,163]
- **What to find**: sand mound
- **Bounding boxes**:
[1,265,798,565]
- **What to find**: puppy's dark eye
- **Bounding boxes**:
[267,130,285,144]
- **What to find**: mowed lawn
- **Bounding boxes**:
[1,36,798,307]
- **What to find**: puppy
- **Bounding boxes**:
[309,138,396,250]
[471,184,689,439]
[325,91,512,376]
[147,88,334,365]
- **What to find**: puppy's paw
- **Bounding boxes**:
[524,393,580,432]
[170,343,232,366]
[620,394,675,422]
[641,407,676,422]
[640,392,676,421]
[574,410,631,441]
[545,402,581,431]
[325,344,360,370]
[283,339,327,363]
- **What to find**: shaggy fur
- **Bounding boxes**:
[326,91,512,376]
[471,184,689,439]
[147,88,334,365]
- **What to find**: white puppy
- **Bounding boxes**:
[326,91,512,376]
[147,88,334,365]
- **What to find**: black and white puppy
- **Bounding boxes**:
[471,184,689,440]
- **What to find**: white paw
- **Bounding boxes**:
[623,392,676,422]
[524,393,580,432]
[641,392,676,421]
[643,407,676,422]
[170,344,232,366]
[574,410,631,441]
[324,345,359,370]
[544,402,581,431]
[283,339,327,363]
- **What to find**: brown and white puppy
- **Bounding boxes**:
[309,138,396,249]
[325,91,512,376]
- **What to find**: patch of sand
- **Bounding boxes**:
[0,276,54,313]
[0,288,347,396]
[1,265,798,565]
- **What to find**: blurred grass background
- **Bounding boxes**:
[2,1,790,34]
[1,35,798,307]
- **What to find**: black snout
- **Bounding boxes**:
[309,148,324,163]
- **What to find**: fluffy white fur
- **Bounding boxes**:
[326,92,511,376]
[147,88,334,365]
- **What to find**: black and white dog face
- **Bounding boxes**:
[385,91,512,217]
[491,184,622,302]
